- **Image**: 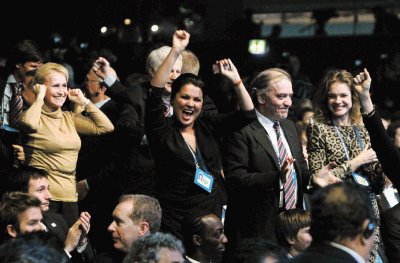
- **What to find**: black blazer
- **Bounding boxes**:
[363,111,400,191]
[289,243,359,263]
[381,203,400,263]
[221,118,310,258]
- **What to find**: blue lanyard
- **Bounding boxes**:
[333,124,364,161]
[183,138,209,174]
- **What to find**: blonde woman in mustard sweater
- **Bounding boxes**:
[20,62,114,226]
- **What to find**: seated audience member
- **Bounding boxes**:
[354,68,400,263]
[0,231,67,263]
[181,49,200,75]
[182,210,228,263]
[233,237,288,263]
[123,232,185,263]
[275,208,312,258]
[6,166,93,262]
[96,194,161,262]
[387,121,400,150]
[290,182,376,263]
[0,191,44,243]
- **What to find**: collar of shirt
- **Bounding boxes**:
[255,110,293,157]
[95,98,111,109]
[329,242,365,263]
[185,256,202,263]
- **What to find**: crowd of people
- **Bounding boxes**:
[0,28,400,263]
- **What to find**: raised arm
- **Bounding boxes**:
[68,89,114,135]
[151,30,190,88]
[20,84,46,132]
[212,59,254,111]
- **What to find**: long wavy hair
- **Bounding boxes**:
[313,69,361,124]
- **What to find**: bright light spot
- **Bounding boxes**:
[248,39,269,55]
[100,26,108,34]
[151,24,159,32]
[124,18,132,26]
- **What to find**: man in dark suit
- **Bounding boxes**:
[221,68,312,261]
[354,68,400,263]
[290,182,376,263]
[6,166,93,262]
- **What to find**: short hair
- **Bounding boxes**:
[146,46,183,76]
[314,69,361,124]
[33,62,69,85]
[5,39,44,73]
[0,192,42,242]
[171,73,205,101]
[181,50,200,75]
[311,182,375,243]
[0,231,66,263]
[119,194,161,233]
[249,68,292,107]
[7,165,48,193]
[124,232,185,263]
[182,210,218,254]
[233,237,288,263]
[276,208,311,250]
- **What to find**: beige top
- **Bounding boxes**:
[20,98,114,201]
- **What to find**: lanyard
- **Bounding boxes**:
[183,137,209,174]
[333,124,364,161]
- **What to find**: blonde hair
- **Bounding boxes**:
[33,62,69,85]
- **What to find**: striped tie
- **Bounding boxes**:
[162,96,172,117]
[273,121,296,210]
[9,83,23,129]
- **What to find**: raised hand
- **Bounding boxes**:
[68,89,90,106]
[212,58,241,85]
[32,84,47,100]
[172,30,190,53]
[353,68,371,96]
[92,57,117,80]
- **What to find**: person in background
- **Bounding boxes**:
[19,62,114,227]
[290,182,376,263]
[307,69,385,262]
[123,232,185,263]
[93,194,162,263]
[233,237,287,263]
[182,210,228,263]
[275,208,312,258]
[6,166,93,262]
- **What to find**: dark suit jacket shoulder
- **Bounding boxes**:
[43,212,69,242]
[289,243,359,263]
[381,203,400,263]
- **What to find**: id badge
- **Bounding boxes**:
[352,172,370,186]
[194,168,214,193]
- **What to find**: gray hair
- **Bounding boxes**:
[146,46,183,76]
[249,68,291,107]
[123,232,185,263]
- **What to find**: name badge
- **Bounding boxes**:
[194,168,214,193]
[353,172,370,186]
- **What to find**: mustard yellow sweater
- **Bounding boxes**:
[20,98,114,202]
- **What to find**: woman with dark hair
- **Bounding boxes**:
[306,69,385,262]
[145,30,254,239]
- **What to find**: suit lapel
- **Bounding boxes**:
[251,120,280,169]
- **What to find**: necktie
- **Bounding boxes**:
[162,96,172,117]
[273,121,296,210]
[9,83,23,129]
